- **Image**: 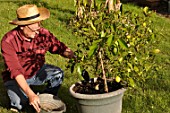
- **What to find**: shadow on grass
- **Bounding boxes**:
[122,0,170,17]
[0,55,10,109]
[58,85,78,113]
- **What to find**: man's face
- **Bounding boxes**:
[22,22,41,39]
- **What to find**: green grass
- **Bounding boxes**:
[0,0,170,113]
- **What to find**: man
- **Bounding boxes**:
[1,4,75,113]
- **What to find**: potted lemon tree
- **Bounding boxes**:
[67,0,160,113]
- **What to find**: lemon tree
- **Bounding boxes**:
[67,0,160,91]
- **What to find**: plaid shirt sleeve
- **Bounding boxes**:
[1,35,24,79]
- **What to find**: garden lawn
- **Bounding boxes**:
[0,0,169,113]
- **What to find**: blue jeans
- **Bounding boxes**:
[4,64,64,110]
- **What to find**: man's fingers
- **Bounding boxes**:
[33,104,41,113]
[37,99,40,105]
[30,101,41,113]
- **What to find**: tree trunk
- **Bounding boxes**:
[116,0,120,4]
[108,0,114,12]
[105,0,122,12]
[99,50,108,93]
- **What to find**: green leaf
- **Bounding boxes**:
[110,25,114,32]
[100,31,106,38]
[118,38,128,49]
[129,78,135,87]
[106,47,112,58]
[143,7,149,14]
[118,57,123,63]
[127,63,133,69]
[71,62,76,73]
[113,22,117,32]
[89,20,96,31]
[134,66,139,72]
[88,43,98,58]
[87,39,101,58]
[77,64,82,75]
[93,39,102,44]
[144,64,151,71]
[82,28,90,31]
[107,34,113,46]
[83,0,87,7]
[81,55,85,61]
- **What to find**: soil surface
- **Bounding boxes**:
[73,77,125,94]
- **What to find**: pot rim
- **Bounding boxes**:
[69,82,127,100]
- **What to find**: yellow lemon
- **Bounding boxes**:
[143,22,146,27]
[153,49,160,54]
[127,35,131,39]
[95,84,99,90]
[115,76,121,83]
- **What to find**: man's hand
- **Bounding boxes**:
[29,94,41,113]
[15,74,41,112]
[63,48,75,59]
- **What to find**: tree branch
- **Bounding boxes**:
[99,49,108,93]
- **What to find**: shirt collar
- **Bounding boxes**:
[16,27,25,41]
[17,27,35,42]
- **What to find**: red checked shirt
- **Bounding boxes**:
[1,27,68,82]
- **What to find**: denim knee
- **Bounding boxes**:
[7,90,23,110]
[43,66,64,95]
[5,81,28,110]
[46,66,64,88]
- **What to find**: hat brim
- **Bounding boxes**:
[9,7,50,25]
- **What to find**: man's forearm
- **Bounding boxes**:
[15,74,41,112]
[15,74,35,97]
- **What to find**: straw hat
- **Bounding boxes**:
[9,4,50,25]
